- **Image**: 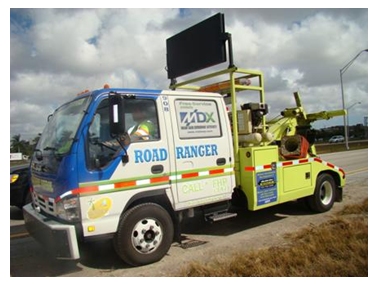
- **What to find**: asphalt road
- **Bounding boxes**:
[10,149,368,277]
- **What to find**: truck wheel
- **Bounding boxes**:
[113,203,173,266]
[307,173,336,213]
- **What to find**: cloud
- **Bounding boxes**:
[10,8,368,141]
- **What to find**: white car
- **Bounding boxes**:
[329,135,345,143]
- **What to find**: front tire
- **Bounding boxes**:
[307,173,336,213]
[113,203,174,266]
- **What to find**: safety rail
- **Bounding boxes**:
[169,67,265,101]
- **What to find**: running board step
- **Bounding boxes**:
[207,212,237,222]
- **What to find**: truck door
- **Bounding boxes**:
[108,96,172,186]
[85,95,171,191]
[164,94,235,210]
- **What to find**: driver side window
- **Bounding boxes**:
[86,97,161,169]
[86,99,115,169]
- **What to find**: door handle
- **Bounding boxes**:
[151,164,164,174]
[216,158,226,166]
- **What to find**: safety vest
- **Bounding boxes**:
[129,120,155,139]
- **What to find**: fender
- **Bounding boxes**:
[123,188,174,215]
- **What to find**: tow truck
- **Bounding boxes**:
[23,13,345,266]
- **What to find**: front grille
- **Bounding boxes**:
[32,191,56,216]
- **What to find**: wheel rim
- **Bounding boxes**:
[319,180,333,206]
[131,218,163,254]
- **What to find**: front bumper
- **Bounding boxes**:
[23,203,80,260]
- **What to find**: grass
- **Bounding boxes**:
[178,199,368,277]
[315,141,368,154]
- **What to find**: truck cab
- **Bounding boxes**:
[23,86,237,265]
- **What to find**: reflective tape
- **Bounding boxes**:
[55,166,234,201]
[244,157,345,176]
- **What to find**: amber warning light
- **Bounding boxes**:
[76,84,110,96]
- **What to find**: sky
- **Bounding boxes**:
[9,5,369,142]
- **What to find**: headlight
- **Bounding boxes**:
[10,174,19,184]
[56,196,80,221]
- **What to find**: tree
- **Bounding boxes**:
[10,134,39,157]
[10,134,23,153]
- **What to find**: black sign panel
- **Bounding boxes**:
[166,13,227,79]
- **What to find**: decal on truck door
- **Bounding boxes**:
[175,100,221,138]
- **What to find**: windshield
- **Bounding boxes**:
[37,97,90,155]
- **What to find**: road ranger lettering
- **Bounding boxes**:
[134,148,168,163]
[176,144,218,159]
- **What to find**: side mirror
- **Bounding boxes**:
[109,92,125,137]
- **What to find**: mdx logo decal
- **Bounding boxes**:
[176,100,221,138]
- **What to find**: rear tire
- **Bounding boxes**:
[113,203,173,266]
[307,173,336,213]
